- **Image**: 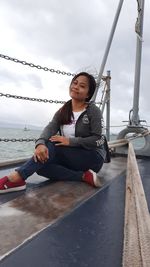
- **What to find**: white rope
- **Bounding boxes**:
[108,130,150,149]
[108,139,128,149]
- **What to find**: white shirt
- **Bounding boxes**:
[61,110,84,138]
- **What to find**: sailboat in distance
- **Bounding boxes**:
[23,125,30,131]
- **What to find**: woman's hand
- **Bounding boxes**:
[34,144,49,163]
[50,135,70,146]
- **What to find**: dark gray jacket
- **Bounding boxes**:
[35,103,106,159]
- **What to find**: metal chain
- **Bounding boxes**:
[0,53,105,105]
[0,138,37,142]
[0,92,65,104]
[0,53,75,77]
[2,129,149,143]
[0,92,101,105]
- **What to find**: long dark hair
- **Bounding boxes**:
[58,72,96,125]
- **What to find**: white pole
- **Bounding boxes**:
[92,0,124,101]
[131,0,145,125]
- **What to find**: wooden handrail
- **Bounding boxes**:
[122,142,150,266]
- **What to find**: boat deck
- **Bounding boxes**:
[0,157,150,267]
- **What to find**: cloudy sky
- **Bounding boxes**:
[0,0,149,133]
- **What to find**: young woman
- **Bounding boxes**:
[0,72,107,193]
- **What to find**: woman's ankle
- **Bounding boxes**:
[8,172,23,183]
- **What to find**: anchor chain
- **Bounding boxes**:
[0,92,65,104]
[0,53,75,77]
[0,138,37,142]
[0,92,101,105]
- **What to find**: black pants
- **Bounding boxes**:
[16,142,104,182]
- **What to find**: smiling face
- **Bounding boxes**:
[69,75,89,102]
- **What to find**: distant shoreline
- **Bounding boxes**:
[0,122,43,131]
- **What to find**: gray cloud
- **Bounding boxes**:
[0,68,43,90]
[0,0,149,131]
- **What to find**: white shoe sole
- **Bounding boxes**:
[0,185,26,194]
[89,169,102,187]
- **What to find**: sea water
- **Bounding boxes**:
[0,127,145,163]
[0,127,42,163]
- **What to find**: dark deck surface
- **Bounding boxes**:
[0,157,150,267]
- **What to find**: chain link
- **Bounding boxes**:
[0,54,103,105]
[0,53,75,77]
[0,138,37,142]
[0,92,65,104]
[0,92,101,105]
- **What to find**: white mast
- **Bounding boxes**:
[92,0,124,101]
[131,0,145,126]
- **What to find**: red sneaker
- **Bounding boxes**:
[0,176,26,193]
[83,169,101,187]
